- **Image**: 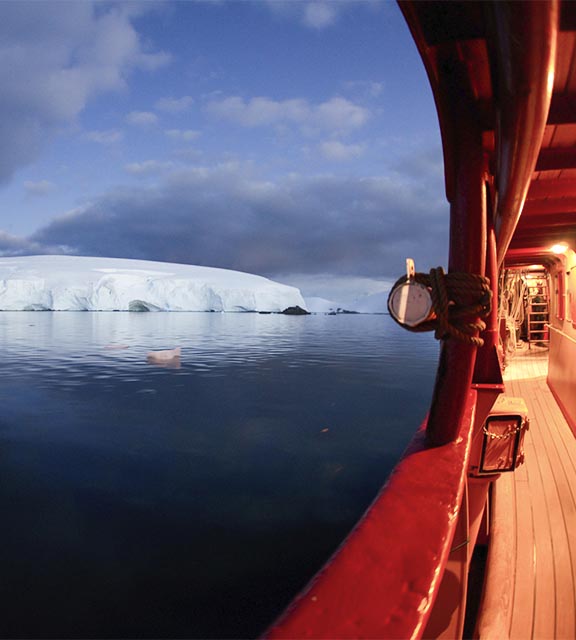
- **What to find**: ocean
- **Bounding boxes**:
[0,311,438,638]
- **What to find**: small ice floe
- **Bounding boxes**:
[146,347,181,369]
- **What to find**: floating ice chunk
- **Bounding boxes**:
[146,347,181,369]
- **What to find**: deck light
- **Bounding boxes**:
[550,242,569,254]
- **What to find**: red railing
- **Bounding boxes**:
[265,391,476,640]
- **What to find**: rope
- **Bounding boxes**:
[389,267,492,346]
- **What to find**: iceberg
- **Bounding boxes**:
[303,296,355,314]
[353,290,390,314]
[0,255,307,313]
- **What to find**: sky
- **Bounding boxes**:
[0,0,447,302]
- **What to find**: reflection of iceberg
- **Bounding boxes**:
[147,347,181,369]
[0,255,306,313]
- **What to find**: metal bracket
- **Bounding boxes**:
[406,258,415,281]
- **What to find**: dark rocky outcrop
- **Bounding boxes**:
[281,306,310,315]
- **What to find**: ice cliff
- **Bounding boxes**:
[0,255,306,313]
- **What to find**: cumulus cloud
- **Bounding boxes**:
[275,273,394,303]
[264,1,375,30]
[24,180,57,197]
[83,129,124,144]
[124,160,176,176]
[126,111,159,127]
[25,158,447,280]
[319,140,365,161]
[344,80,385,99]
[155,96,194,113]
[0,1,169,184]
[0,230,41,256]
[303,2,338,29]
[205,95,370,135]
[165,129,201,142]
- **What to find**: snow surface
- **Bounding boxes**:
[304,291,391,314]
[303,296,345,313]
[0,255,306,312]
[352,290,390,314]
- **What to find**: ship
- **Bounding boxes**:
[266,2,576,638]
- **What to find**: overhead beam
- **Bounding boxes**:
[528,178,576,199]
[523,197,576,215]
[548,94,576,124]
[491,1,559,265]
[536,147,576,170]
[509,227,576,247]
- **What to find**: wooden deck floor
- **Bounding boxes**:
[482,343,576,639]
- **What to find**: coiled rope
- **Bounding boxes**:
[389,267,492,346]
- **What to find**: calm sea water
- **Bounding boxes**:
[0,312,438,639]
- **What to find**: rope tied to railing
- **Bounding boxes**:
[389,267,492,346]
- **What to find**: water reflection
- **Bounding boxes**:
[0,312,438,638]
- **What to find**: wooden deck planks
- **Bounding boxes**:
[491,345,576,639]
[532,380,576,639]
[531,374,576,639]
[509,468,536,639]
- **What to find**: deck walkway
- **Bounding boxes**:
[481,343,576,639]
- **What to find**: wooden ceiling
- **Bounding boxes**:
[401,1,576,268]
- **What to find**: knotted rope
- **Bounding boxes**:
[389,267,492,346]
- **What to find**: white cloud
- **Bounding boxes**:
[155,96,194,113]
[124,160,175,175]
[165,129,201,142]
[316,98,369,130]
[205,95,370,134]
[126,111,159,127]
[24,180,57,196]
[303,2,337,29]
[30,155,448,280]
[344,80,385,99]
[0,1,169,183]
[83,129,124,144]
[0,230,42,256]
[264,1,383,31]
[275,273,393,303]
[319,140,365,161]
[134,50,172,72]
[264,1,347,30]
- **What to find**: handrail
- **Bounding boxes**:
[265,391,476,640]
[547,324,576,346]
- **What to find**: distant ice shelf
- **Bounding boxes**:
[0,255,306,313]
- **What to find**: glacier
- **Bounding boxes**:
[0,255,307,313]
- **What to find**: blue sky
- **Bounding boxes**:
[0,0,447,301]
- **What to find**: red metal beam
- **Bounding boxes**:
[510,229,576,248]
[527,179,576,200]
[426,122,487,446]
[536,147,576,171]
[523,197,576,215]
[547,93,576,125]
[266,397,476,640]
[491,1,559,265]
[504,245,560,266]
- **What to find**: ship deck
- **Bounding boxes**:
[480,342,576,639]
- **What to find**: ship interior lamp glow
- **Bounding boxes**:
[550,242,569,255]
